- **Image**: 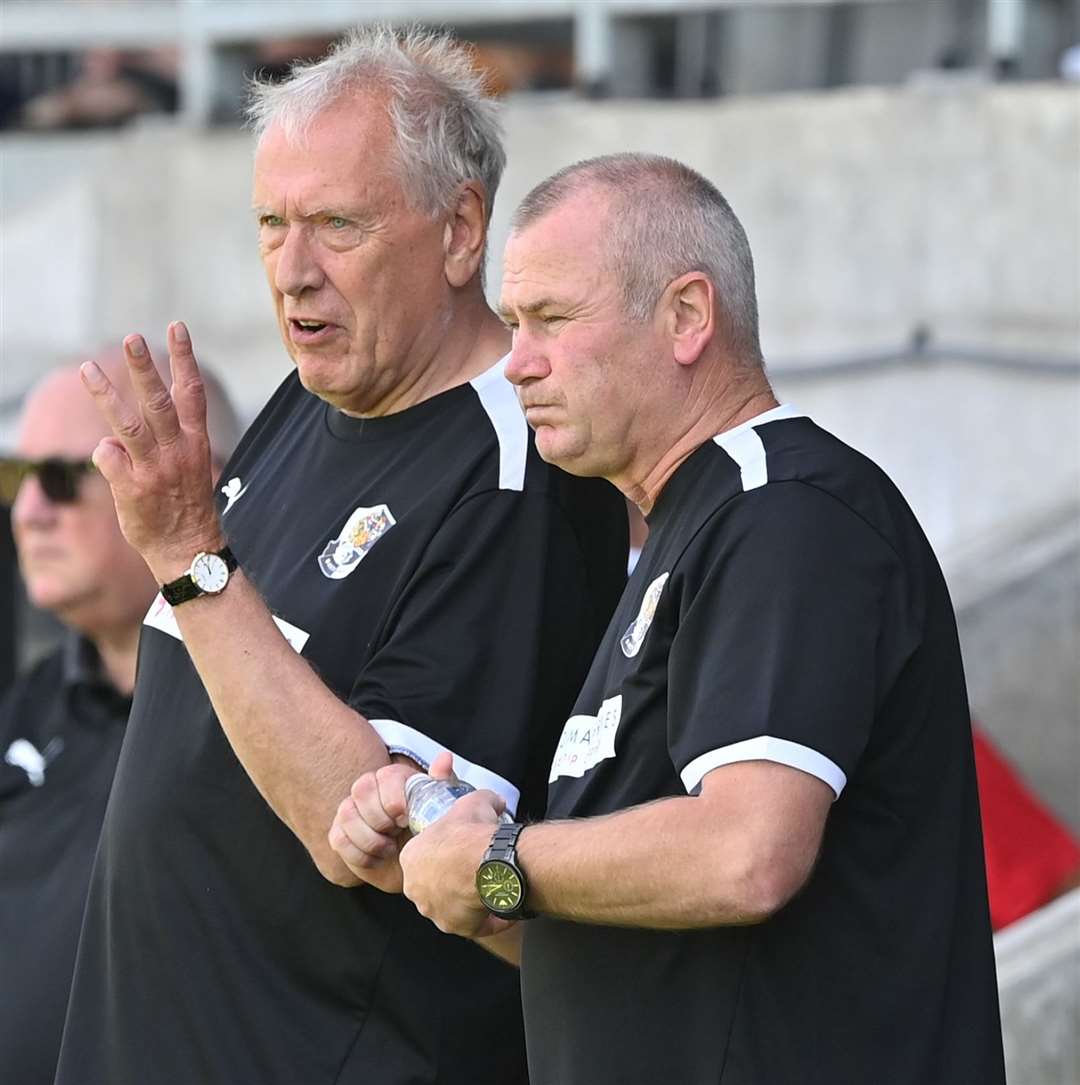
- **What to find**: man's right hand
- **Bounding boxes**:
[329,762,418,893]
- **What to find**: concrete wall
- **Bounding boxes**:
[955,515,1080,831]
[995,887,1080,1085]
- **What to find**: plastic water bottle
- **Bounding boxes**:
[404,772,513,834]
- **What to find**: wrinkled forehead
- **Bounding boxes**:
[252,94,402,206]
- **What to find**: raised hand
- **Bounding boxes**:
[80,323,224,583]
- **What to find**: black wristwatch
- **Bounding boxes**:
[476,822,534,920]
[161,546,237,606]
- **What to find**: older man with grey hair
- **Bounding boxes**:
[54,29,626,1085]
[382,153,1006,1085]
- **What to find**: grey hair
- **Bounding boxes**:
[245,25,506,223]
[513,154,763,366]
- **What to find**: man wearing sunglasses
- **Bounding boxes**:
[0,351,240,1085]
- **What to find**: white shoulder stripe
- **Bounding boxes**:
[680,735,847,799]
[368,718,521,815]
[714,427,768,491]
[713,403,805,492]
[469,354,528,491]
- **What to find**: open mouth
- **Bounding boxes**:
[291,319,329,334]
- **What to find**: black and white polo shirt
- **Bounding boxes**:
[522,405,1004,1085]
[57,358,627,1085]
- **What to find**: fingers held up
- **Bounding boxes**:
[78,326,223,575]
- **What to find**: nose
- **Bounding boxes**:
[273,224,325,297]
[505,328,551,387]
[11,473,60,533]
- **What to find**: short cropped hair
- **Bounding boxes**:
[246,25,506,223]
[513,154,763,366]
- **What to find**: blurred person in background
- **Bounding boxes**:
[18,47,178,130]
[373,153,1005,1084]
[55,26,625,1085]
[0,350,239,1085]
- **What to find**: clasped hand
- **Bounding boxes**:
[330,752,515,937]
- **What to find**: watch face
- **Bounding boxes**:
[190,552,229,594]
[477,860,523,914]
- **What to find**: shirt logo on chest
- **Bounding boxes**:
[620,571,669,658]
[318,504,397,580]
[4,737,64,787]
[221,476,248,516]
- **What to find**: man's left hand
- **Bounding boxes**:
[81,322,224,583]
[399,789,516,939]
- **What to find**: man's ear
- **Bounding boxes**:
[659,272,715,367]
[444,182,488,288]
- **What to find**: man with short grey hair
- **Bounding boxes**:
[382,153,1006,1084]
[55,30,625,1085]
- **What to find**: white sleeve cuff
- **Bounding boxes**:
[367,718,521,816]
[680,735,847,799]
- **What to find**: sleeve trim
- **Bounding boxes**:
[680,735,847,799]
[368,718,521,815]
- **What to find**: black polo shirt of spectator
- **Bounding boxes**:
[56,361,627,1085]
[522,406,1005,1085]
[0,634,131,1085]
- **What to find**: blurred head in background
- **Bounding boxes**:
[246,26,507,417]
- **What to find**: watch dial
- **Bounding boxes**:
[191,553,229,593]
[478,861,523,913]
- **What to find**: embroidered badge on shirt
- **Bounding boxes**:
[318,504,397,580]
[221,476,248,516]
[620,571,670,658]
[549,695,623,782]
[4,737,64,787]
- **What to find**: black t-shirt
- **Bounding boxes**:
[56,362,627,1085]
[522,406,1005,1085]
[0,637,130,1085]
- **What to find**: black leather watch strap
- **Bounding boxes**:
[161,546,237,606]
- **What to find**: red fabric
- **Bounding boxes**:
[973,727,1080,930]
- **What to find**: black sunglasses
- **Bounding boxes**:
[0,456,97,506]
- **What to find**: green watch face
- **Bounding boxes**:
[477,860,523,914]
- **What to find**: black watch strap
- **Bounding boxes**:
[483,821,528,862]
[161,546,237,606]
[479,822,535,920]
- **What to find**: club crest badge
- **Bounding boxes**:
[620,571,670,658]
[319,504,396,580]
